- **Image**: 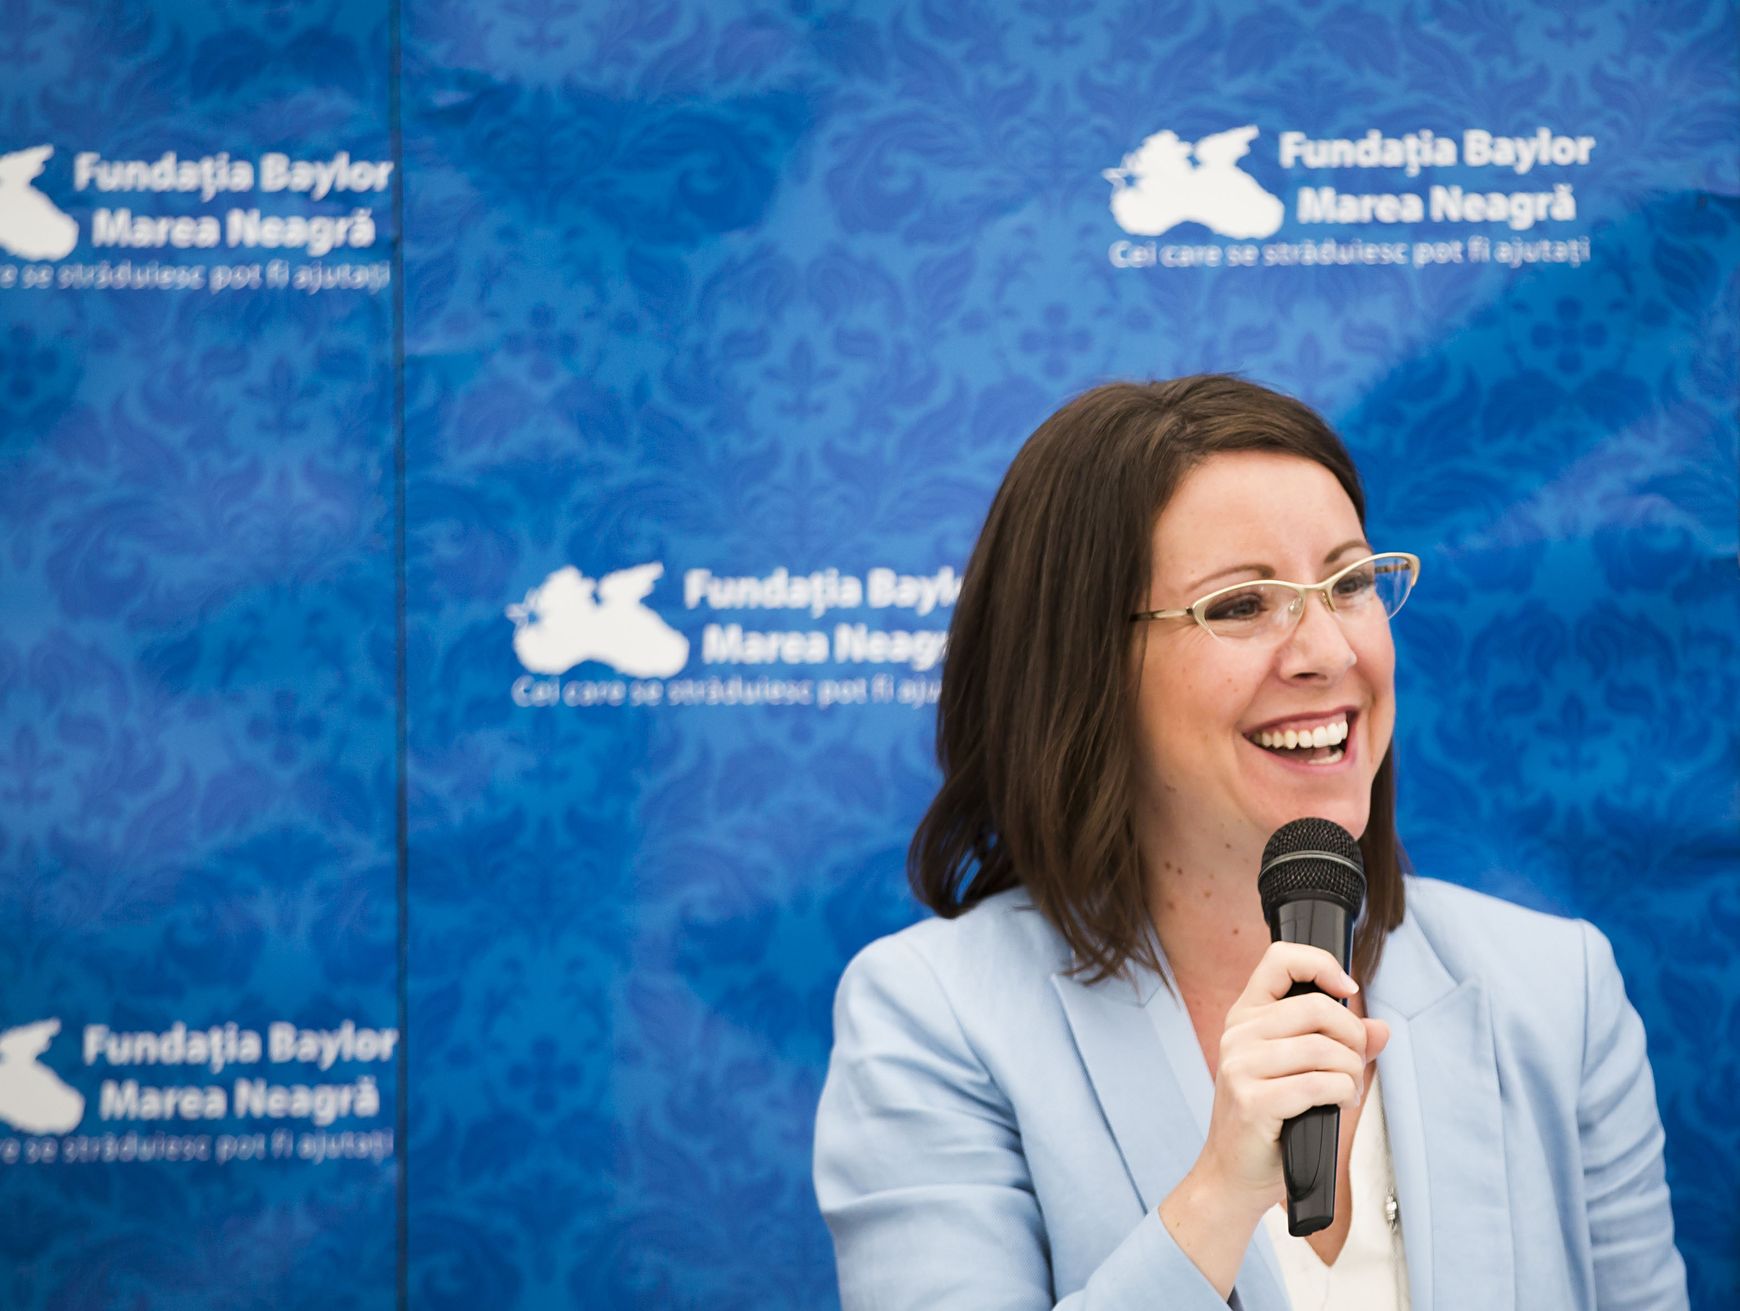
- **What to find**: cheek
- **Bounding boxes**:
[1180,668,1245,741]
[1137,639,1270,767]
[1136,663,1223,777]
[1361,634,1398,750]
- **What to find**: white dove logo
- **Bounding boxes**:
[1103,125,1284,240]
[0,1019,85,1134]
[506,562,690,678]
[0,146,78,260]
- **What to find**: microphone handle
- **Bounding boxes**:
[1270,898,1355,1237]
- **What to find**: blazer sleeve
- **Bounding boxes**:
[1576,920,1689,1310]
[813,935,1231,1311]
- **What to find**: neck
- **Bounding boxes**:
[1139,820,1271,1000]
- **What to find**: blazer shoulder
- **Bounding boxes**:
[1398,876,1622,1065]
[847,888,1069,994]
[1403,874,1593,976]
[834,890,1075,1061]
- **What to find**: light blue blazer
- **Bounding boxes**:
[814,876,1687,1309]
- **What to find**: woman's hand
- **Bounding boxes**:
[1158,942,1389,1296]
[1198,940,1389,1207]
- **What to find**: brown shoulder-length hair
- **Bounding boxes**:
[909,374,1405,987]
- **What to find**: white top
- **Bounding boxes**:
[1259,1067,1411,1311]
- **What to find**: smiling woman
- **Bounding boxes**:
[813,376,1687,1311]
[907,378,1407,989]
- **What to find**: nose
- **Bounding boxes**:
[1277,588,1357,681]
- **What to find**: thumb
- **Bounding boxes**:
[1363,1017,1391,1063]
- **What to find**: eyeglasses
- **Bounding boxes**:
[1130,552,1420,642]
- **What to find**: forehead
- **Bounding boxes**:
[1150,451,1362,577]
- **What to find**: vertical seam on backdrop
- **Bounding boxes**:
[387,0,409,1306]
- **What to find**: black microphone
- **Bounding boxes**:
[1258,817,1366,1238]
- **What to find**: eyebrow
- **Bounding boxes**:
[1182,538,1371,595]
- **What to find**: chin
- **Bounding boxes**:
[1325,802,1372,841]
[1237,725,1382,846]
[1258,792,1372,843]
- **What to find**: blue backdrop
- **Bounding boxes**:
[1,1,1736,1307]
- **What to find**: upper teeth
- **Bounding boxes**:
[1254,716,1349,750]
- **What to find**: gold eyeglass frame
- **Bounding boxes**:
[1129,551,1422,639]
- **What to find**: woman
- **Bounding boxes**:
[813,377,1686,1309]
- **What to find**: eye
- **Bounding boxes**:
[1333,565,1376,598]
[1203,589,1271,623]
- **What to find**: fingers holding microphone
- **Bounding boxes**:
[1158,941,1389,1297]
[1161,820,1382,1283]
[1200,941,1390,1210]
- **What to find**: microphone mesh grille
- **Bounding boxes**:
[1259,857,1365,916]
[1263,816,1362,865]
[1259,818,1366,917]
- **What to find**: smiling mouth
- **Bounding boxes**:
[1244,712,1354,767]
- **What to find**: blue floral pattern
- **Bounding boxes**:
[1,0,1735,1306]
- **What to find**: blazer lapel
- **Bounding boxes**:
[1370,912,1515,1311]
[1051,959,1291,1311]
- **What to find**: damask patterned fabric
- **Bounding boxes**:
[0,0,1735,1307]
